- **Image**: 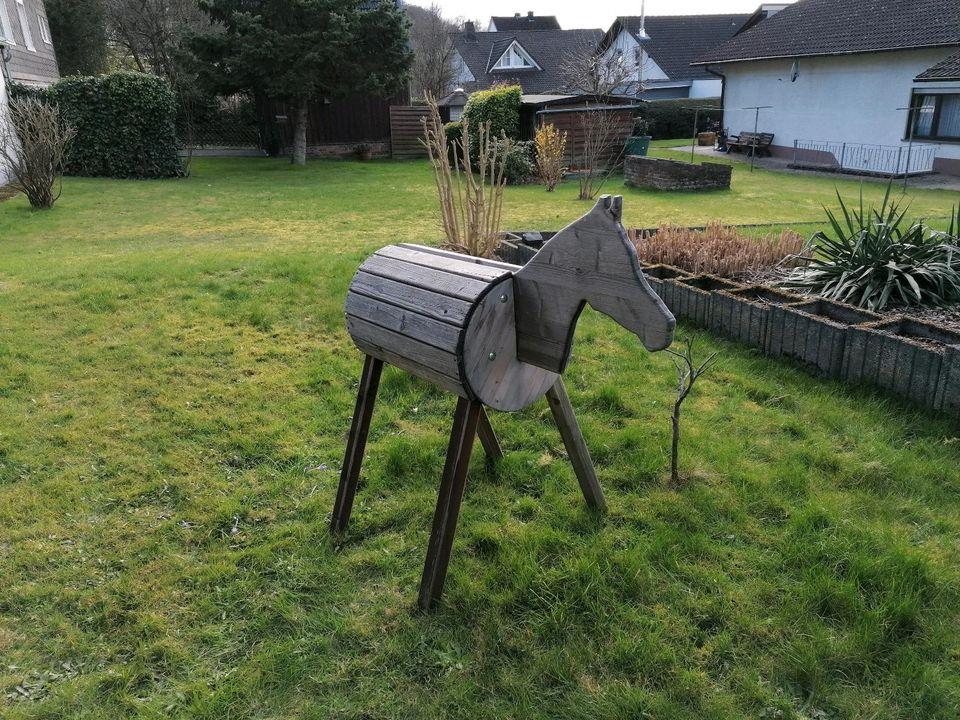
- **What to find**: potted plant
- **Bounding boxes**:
[625,118,652,157]
[355,143,373,161]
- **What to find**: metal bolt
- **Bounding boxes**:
[499,294,508,303]
[488,352,496,361]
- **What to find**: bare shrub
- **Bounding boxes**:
[576,108,631,200]
[0,97,75,209]
[534,123,566,192]
[631,223,806,278]
[665,337,718,485]
[421,97,506,258]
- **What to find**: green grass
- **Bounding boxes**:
[0,158,958,719]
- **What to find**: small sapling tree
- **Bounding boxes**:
[665,337,718,484]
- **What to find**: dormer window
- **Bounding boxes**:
[492,41,538,70]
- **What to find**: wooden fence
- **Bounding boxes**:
[390,106,431,159]
[537,107,638,169]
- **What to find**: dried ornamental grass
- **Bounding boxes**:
[631,222,806,278]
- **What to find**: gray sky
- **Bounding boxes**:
[414,1,771,31]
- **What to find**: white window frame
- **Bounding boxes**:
[37,10,51,45]
[0,0,16,45]
[492,41,539,71]
[15,0,35,51]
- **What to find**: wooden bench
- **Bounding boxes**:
[726,131,774,157]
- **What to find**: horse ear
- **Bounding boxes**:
[596,195,623,222]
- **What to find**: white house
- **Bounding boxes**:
[0,0,61,185]
[694,0,960,176]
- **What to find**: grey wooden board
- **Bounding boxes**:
[397,243,522,272]
[376,245,510,283]
[347,316,463,390]
[350,270,473,326]
[346,291,462,352]
[358,255,492,302]
[513,195,675,373]
[461,277,557,411]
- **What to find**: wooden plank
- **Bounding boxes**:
[376,245,509,282]
[513,195,675,372]
[418,397,482,610]
[358,255,491,301]
[346,291,461,351]
[477,407,504,463]
[396,243,522,272]
[545,379,606,511]
[346,316,461,380]
[331,355,383,533]
[352,337,466,398]
[350,271,473,326]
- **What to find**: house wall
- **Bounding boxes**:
[600,29,669,90]
[1,0,60,86]
[689,78,722,99]
[721,48,960,174]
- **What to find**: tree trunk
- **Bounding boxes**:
[671,400,681,484]
[292,98,308,166]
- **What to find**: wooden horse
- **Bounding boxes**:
[332,195,675,610]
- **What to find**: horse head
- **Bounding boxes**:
[512,195,675,373]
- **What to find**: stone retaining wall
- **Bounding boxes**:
[624,156,732,191]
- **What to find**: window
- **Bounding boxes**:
[0,0,16,44]
[910,91,960,141]
[493,42,537,70]
[15,0,35,51]
[37,11,51,45]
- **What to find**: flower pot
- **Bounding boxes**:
[625,135,652,157]
[358,150,373,161]
[712,285,806,349]
[697,131,717,147]
[667,274,744,328]
[842,317,960,410]
[767,299,882,377]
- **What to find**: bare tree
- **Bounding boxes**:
[407,4,459,100]
[575,108,633,200]
[665,338,718,485]
[559,35,657,97]
[0,97,75,209]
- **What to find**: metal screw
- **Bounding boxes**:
[499,294,508,303]
[488,352,496,361]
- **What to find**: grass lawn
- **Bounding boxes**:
[1,158,958,719]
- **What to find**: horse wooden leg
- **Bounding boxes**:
[545,378,607,511]
[418,397,482,611]
[476,406,504,464]
[331,354,383,534]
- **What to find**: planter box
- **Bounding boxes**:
[697,131,717,146]
[843,317,960,411]
[712,285,806,349]
[639,264,691,304]
[624,156,732,191]
[768,299,882,377]
[667,274,744,328]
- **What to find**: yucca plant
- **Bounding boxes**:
[781,186,960,310]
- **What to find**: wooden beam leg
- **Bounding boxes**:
[476,406,504,464]
[418,397,482,611]
[331,354,384,534]
[545,378,607,511]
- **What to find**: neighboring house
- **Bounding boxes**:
[451,22,604,95]
[0,0,60,184]
[487,13,561,32]
[596,14,754,99]
[694,0,960,176]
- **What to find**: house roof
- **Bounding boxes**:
[915,50,960,81]
[602,14,752,80]
[451,29,604,94]
[694,0,960,65]
[490,14,561,31]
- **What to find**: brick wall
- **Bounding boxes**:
[624,156,731,191]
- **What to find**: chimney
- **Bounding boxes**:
[514,13,520,18]
[528,11,534,17]
[464,20,475,33]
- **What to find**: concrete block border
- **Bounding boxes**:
[712,285,806,349]
[667,275,745,328]
[768,299,883,377]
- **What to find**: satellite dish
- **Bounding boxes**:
[790,60,800,82]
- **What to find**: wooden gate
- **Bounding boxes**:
[390,106,430,159]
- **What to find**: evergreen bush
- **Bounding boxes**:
[37,72,184,179]
[461,85,522,152]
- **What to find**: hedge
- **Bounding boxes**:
[462,85,522,144]
[32,72,184,179]
[636,98,723,140]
